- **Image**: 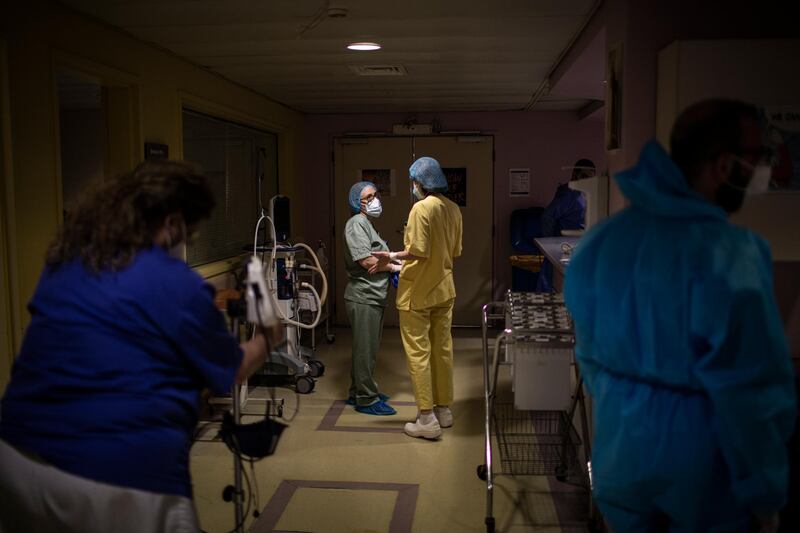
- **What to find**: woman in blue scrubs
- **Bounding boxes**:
[0,161,272,533]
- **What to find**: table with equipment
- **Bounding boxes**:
[533,236,579,292]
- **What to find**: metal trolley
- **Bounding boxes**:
[477,292,599,532]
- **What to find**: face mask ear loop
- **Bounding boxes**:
[725,155,774,195]
[722,155,750,193]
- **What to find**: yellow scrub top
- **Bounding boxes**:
[396,194,463,311]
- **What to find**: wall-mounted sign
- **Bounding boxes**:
[509,168,530,197]
[360,168,395,197]
[442,167,467,207]
[144,142,169,161]
[763,105,800,190]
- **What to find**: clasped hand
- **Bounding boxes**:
[369,251,391,274]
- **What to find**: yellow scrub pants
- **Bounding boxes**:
[398,299,454,411]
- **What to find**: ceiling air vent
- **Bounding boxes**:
[348,65,407,76]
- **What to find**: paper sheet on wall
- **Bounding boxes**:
[509,168,530,197]
[763,106,800,190]
[360,168,395,197]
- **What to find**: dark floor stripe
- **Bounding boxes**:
[250,479,419,533]
[546,475,591,531]
[316,400,417,433]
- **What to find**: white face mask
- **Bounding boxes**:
[412,183,425,200]
[169,244,185,260]
[746,164,772,195]
[364,197,382,218]
[730,155,772,196]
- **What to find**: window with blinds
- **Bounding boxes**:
[182,110,278,267]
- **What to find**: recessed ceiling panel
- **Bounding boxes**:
[60,0,599,113]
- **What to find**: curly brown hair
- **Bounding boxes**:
[46,160,215,272]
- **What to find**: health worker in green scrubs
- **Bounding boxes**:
[343,181,400,415]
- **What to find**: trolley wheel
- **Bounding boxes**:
[307,360,325,378]
[476,464,488,481]
[325,333,336,344]
[485,516,495,533]
[295,376,315,394]
[555,463,568,482]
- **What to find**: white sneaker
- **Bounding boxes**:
[434,406,453,428]
[404,414,442,439]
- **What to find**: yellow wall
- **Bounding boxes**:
[1,37,18,392]
[0,1,303,384]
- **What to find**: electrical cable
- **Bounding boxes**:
[293,242,328,305]
[298,264,328,306]
[220,433,251,533]
[249,459,261,517]
[259,215,324,329]
[240,461,253,524]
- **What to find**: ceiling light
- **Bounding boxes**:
[347,42,381,51]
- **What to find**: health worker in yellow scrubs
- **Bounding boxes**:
[371,157,462,439]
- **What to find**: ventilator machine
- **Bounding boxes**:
[249,195,329,394]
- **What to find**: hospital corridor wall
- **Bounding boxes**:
[0,0,304,391]
[302,111,606,305]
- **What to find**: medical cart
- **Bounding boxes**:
[477,291,600,532]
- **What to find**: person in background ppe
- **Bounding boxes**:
[536,159,593,292]
[0,161,275,533]
[564,99,796,532]
[371,157,463,439]
[342,181,399,415]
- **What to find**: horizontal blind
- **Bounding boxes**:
[182,110,278,266]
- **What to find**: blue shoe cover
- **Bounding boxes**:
[355,400,397,416]
[346,393,389,406]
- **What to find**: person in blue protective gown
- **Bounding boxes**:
[564,100,796,532]
[536,159,592,292]
[0,161,275,533]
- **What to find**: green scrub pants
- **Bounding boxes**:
[346,300,385,407]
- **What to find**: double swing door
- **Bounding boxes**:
[333,135,493,327]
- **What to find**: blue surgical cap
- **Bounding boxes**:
[348,181,376,213]
[409,157,448,192]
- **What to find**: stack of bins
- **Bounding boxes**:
[497,291,580,478]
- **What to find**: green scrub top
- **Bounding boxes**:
[343,213,390,306]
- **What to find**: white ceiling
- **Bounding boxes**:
[60,0,604,114]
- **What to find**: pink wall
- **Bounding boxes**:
[590,0,800,345]
[299,111,604,301]
[599,0,799,213]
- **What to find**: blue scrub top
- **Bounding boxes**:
[541,182,586,238]
[537,183,586,292]
[565,141,796,518]
[0,247,243,498]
